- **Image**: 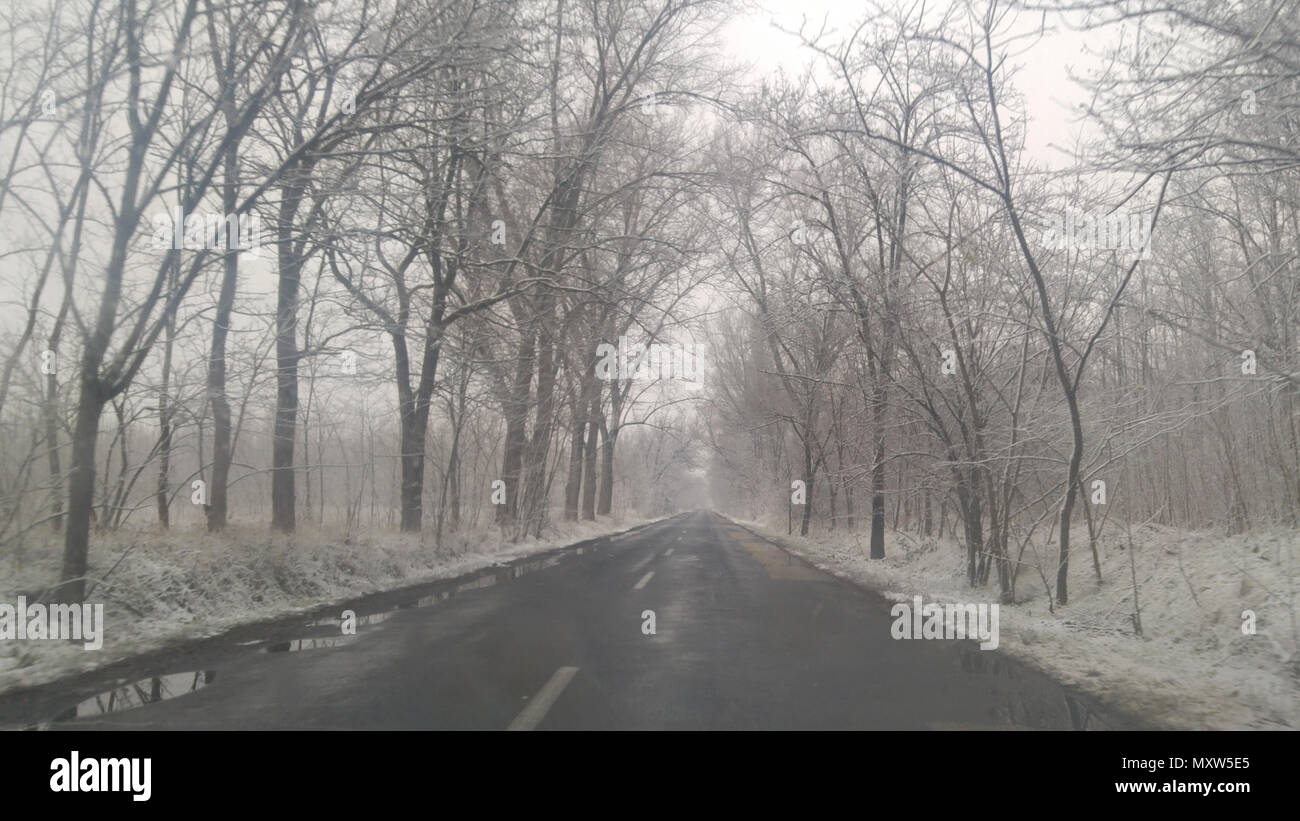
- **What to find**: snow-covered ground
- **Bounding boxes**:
[736,519,1299,730]
[0,515,659,697]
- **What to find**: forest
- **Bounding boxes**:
[0,0,1296,635]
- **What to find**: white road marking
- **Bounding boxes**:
[633,571,655,590]
[812,602,824,619]
[630,552,656,574]
[507,666,579,731]
[664,548,674,557]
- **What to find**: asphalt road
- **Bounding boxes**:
[1,511,1129,730]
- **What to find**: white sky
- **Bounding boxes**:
[720,0,1102,169]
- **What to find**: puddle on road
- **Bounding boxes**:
[24,670,218,728]
[263,637,359,653]
[952,644,1127,730]
[307,610,395,629]
[10,538,614,729]
[415,589,459,608]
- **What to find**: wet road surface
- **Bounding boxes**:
[0,511,1138,730]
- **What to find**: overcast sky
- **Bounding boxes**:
[721,0,1101,169]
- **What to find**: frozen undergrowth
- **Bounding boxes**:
[738,518,1300,730]
[0,515,655,696]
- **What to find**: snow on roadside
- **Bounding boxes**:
[734,518,1299,730]
[0,515,660,697]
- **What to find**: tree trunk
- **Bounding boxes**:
[563,397,586,522]
[45,286,74,532]
[581,384,603,520]
[156,308,175,529]
[45,358,64,533]
[521,311,558,534]
[838,438,853,530]
[497,327,534,525]
[271,181,306,533]
[58,385,106,604]
[437,375,468,542]
[1056,413,1084,604]
[597,396,619,516]
[869,414,886,558]
[800,440,814,537]
[398,406,430,532]
[208,215,238,530]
